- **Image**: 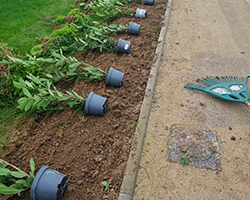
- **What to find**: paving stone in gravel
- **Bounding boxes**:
[168,125,221,171]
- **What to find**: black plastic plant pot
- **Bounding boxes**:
[84,92,108,116]
[116,39,131,54]
[128,22,141,35]
[136,8,147,19]
[30,166,68,200]
[145,0,154,5]
[105,67,124,87]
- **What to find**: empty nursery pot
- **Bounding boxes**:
[105,67,124,87]
[145,0,154,5]
[128,22,141,35]
[136,8,147,19]
[84,92,108,116]
[30,166,68,200]
[116,39,131,54]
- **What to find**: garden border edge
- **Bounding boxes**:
[118,0,173,199]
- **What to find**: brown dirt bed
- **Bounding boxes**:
[1,1,167,199]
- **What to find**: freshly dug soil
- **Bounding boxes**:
[2,1,167,199]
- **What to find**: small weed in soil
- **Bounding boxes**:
[180,154,192,167]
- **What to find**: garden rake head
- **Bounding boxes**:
[184,76,250,106]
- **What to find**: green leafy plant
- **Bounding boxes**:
[209,146,217,154]
[180,154,193,167]
[0,49,107,107]
[68,8,81,16]
[0,158,35,196]
[40,0,130,54]
[86,0,124,22]
[101,180,110,191]
[53,15,65,26]
[49,24,76,52]
[2,49,106,82]
[81,0,132,21]
[128,121,138,130]
[74,22,127,52]
[13,74,87,115]
[48,50,106,83]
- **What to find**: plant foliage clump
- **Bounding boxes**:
[14,73,87,115]
[42,0,131,54]
[53,15,65,25]
[0,49,106,108]
[0,158,35,196]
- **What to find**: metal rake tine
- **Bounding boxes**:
[201,79,214,86]
[225,76,230,82]
[217,76,226,82]
[226,76,233,82]
[184,83,207,91]
[232,76,239,82]
[223,76,228,82]
[230,76,236,82]
[219,76,226,82]
[224,76,233,82]
[202,77,220,85]
[213,76,223,83]
[227,76,239,82]
[228,76,234,82]
[243,76,249,84]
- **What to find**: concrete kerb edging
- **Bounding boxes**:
[118,0,173,199]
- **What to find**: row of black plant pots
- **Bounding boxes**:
[28,73,124,200]
[29,1,156,199]
[84,66,124,116]
[88,0,156,115]
[117,0,155,54]
[28,71,123,200]
[28,70,123,200]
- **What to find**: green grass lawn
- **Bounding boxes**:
[0,0,75,154]
[0,0,75,55]
[0,106,29,155]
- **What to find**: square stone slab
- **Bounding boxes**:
[168,125,221,171]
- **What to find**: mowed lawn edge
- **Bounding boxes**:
[0,0,75,55]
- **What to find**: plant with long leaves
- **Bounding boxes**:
[81,0,133,22]
[48,50,106,83]
[1,50,106,83]
[42,0,131,54]
[0,49,106,107]
[49,18,127,53]
[0,158,35,196]
[14,74,87,115]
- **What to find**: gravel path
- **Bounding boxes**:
[134,0,250,199]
